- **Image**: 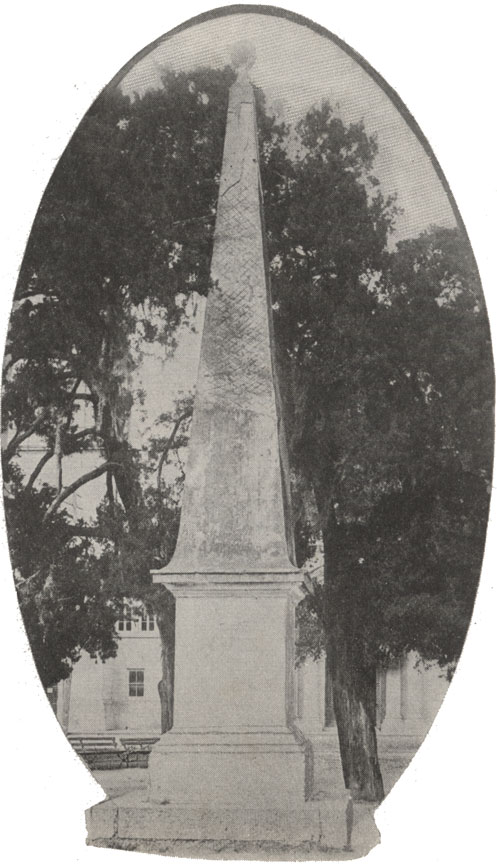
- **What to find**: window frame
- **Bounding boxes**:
[128,668,145,697]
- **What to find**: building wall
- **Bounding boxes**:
[58,623,448,742]
[59,623,163,733]
[295,653,449,741]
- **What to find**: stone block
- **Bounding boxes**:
[118,804,321,843]
[85,802,117,840]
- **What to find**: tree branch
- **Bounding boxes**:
[157,410,192,493]
[15,568,42,592]
[54,413,64,493]
[42,461,120,522]
[25,450,54,492]
[3,378,85,464]
[71,426,98,442]
[3,407,51,460]
[171,213,214,228]
[72,392,97,404]
[23,427,98,495]
[67,377,82,401]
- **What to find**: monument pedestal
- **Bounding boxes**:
[148,572,313,805]
[149,727,311,806]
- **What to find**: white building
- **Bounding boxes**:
[50,608,448,747]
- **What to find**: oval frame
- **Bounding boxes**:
[2,5,495,864]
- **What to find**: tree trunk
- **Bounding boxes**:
[155,591,175,734]
[324,649,335,727]
[88,321,142,513]
[327,625,384,801]
[316,494,385,802]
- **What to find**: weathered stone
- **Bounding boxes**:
[86,797,379,850]
[149,46,316,809]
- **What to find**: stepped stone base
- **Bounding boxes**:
[86,797,379,855]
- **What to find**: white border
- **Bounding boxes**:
[1,3,496,863]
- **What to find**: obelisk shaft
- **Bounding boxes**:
[155,66,295,575]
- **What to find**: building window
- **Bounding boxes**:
[129,669,144,697]
[46,684,58,714]
[141,613,155,631]
[118,607,133,631]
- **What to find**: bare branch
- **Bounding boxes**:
[42,461,120,522]
[72,392,97,404]
[106,467,115,507]
[3,407,51,460]
[24,427,97,495]
[3,379,84,463]
[157,410,192,493]
[67,378,82,401]
[54,413,64,493]
[25,450,53,492]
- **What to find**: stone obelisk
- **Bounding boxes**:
[149,42,312,807]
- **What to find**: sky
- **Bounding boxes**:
[120,11,456,245]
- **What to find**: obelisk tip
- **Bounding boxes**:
[230,40,256,74]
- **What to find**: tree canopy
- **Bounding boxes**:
[271,114,493,676]
[2,66,291,694]
[265,102,492,797]
[3,67,237,685]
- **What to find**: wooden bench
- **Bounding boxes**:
[67,734,160,769]
[67,734,126,770]
[119,735,160,767]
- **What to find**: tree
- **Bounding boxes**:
[3,68,492,800]
[2,66,232,697]
[268,99,493,800]
[2,67,289,729]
